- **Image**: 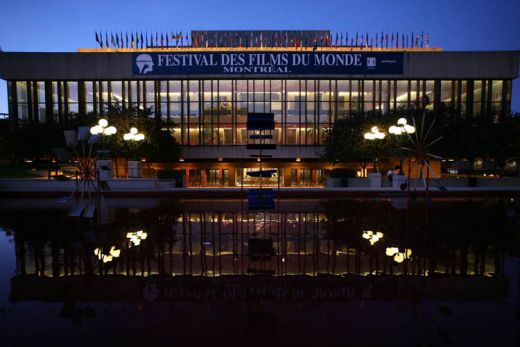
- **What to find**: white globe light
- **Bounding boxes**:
[103,128,111,135]
[404,124,416,134]
[130,127,138,135]
[98,119,108,128]
[389,126,397,134]
[364,133,374,140]
[135,133,145,141]
[107,126,117,135]
[123,133,133,141]
[397,118,407,125]
[376,132,385,139]
[371,126,378,133]
[90,125,101,135]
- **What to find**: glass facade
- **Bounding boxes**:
[9,79,513,146]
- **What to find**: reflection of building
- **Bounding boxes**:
[0,30,519,186]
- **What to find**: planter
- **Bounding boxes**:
[63,130,78,148]
[392,174,407,190]
[325,177,342,188]
[368,172,381,188]
[96,159,113,180]
[127,160,142,178]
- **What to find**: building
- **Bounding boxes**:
[0,30,519,186]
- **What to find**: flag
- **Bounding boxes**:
[390,33,394,48]
[375,32,378,48]
[425,32,429,48]
[95,31,100,47]
[380,31,383,47]
[126,32,129,48]
[385,33,388,48]
[120,31,124,48]
[140,32,144,48]
[411,32,414,48]
[340,33,343,47]
[115,33,119,48]
[365,32,369,47]
[420,30,424,48]
[135,31,139,48]
[111,32,116,47]
[345,32,348,46]
[105,32,109,48]
[355,32,358,46]
[131,33,134,48]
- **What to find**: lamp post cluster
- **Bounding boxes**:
[363,126,386,173]
[90,118,117,136]
[388,118,416,175]
[123,127,145,142]
[363,126,386,140]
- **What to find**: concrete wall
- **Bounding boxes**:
[1,51,519,80]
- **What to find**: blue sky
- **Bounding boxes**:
[0,0,519,113]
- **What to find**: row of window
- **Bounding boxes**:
[10,79,512,145]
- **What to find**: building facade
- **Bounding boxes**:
[0,30,519,186]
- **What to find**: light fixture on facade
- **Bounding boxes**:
[179,157,185,162]
[296,156,301,162]
[218,157,223,162]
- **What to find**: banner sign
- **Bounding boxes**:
[133,51,403,75]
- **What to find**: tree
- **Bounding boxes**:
[322,111,400,173]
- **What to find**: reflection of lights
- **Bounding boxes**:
[94,245,121,263]
[126,229,148,247]
[385,247,399,257]
[362,230,383,245]
[282,257,286,263]
[386,247,412,263]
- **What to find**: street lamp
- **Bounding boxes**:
[123,127,145,142]
[388,118,416,175]
[90,118,117,158]
[364,126,386,173]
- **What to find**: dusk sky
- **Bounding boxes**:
[0,0,519,113]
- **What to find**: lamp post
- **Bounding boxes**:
[90,118,117,180]
[90,118,117,158]
[388,118,416,175]
[123,127,145,178]
[363,126,386,173]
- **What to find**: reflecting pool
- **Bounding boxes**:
[0,197,519,346]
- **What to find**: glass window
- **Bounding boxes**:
[491,80,503,103]
[85,82,94,103]
[16,82,28,103]
[111,81,122,103]
[168,80,181,102]
[364,80,374,112]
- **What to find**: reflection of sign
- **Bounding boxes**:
[132,52,404,75]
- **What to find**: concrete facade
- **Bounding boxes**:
[0,50,519,80]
